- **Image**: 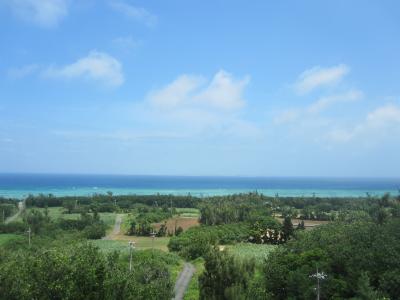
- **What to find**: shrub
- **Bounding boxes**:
[83,223,107,239]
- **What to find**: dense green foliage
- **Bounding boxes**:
[0,244,176,300]
[199,248,256,300]
[168,223,250,259]
[199,193,271,225]
[263,219,400,299]
[23,208,107,239]
[0,202,17,221]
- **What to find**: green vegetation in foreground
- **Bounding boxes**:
[226,243,277,263]
[0,233,24,246]
[0,243,178,300]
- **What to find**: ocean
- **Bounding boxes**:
[0,173,399,199]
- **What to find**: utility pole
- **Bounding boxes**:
[310,267,327,300]
[128,241,135,272]
[27,227,31,247]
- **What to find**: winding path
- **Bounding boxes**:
[5,201,25,224]
[103,214,122,240]
[173,263,196,300]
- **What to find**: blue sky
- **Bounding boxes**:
[0,0,400,177]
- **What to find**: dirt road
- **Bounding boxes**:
[103,214,123,240]
[5,201,25,224]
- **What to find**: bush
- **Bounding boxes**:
[0,222,26,234]
[0,244,175,300]
[168,223,250,259]
[199,248,256,300]
[83,223,107,239]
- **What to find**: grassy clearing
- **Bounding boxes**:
[90,239,131,254]
[18,207,79,221]
[100,236,170,251]
[225,243,277,264]
[90,237,170,253]
[97,212,118,227]
[0,233,24,247]
[184,257,204,300]
[176,208,200,218]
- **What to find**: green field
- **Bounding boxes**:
[176,208,200,218]
[92,236,170,252]
[90,239,132,254]
[17,207,80,221]
[0,233,24,247]
[226,243,277,263]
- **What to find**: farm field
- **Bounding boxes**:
[105,235,170,251]
[175,208,200,218]
[225,243,277,263]
[275,216,330,228]
[153,216,199,233]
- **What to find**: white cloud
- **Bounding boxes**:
[274,89,363,125]
[108,0,157,27]
[328,103,400,143]
[307,89,363,114]
[7,64,39,79]
[148,75,205,109]
[141,70,259,139]
[193,70,250,110]
[294,64,350,94]
[148,70,249,111]
[5,0,68,27]
[366,103,400,126]
[44,51,124,87]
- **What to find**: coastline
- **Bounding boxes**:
[1,187,398,199]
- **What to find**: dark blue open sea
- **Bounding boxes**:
[0,174,399,199]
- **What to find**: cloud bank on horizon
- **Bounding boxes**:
[0,0,399,177]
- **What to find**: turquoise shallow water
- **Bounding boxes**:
[1,187,398,199]
[1,174,399,199]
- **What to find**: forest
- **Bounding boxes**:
[1,192,400,299]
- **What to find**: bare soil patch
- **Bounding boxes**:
[276,217,330,229]
[153,217,200,234]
